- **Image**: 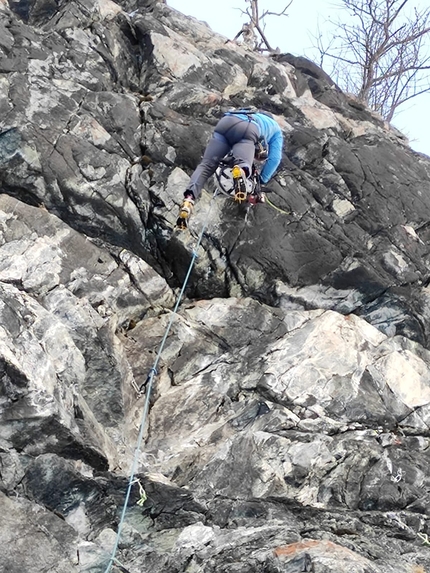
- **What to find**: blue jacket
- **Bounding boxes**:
[252,113,283,183]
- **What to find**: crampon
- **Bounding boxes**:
[175,197,194,230]
[232,165,248,204]
[215,155,263,211]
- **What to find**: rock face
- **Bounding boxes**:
[2,0,430,572]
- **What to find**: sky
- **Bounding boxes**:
[167,0,430,157]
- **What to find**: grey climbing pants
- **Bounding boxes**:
[185,114,260,199]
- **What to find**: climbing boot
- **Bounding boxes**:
[176,196,194,230]
[232,165,247,204]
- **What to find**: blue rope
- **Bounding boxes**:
[104,191,217,573]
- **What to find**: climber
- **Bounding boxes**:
[176,109,283,228]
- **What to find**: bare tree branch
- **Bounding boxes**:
[313,0,430,121]
[231,1,294,54]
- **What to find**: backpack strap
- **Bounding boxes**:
[225,106,258,121]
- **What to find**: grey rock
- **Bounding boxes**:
[2,1,430,573]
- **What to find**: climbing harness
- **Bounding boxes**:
[225,108,270,159]
[104,193,217,573]
[254,135,268,161]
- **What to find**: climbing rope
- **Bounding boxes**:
[104,191,218,573]
[265,195,291,215]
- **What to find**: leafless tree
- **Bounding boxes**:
[232,0,294,53]
[313,0,430,122]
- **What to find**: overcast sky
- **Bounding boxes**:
[167,0,430,157]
